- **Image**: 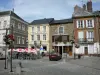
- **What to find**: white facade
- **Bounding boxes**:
[0,16,10,57]
[74,42,100,55]
[0,16,10,48]
[28,24,50,51]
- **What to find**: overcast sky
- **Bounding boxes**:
[0,0,100,22]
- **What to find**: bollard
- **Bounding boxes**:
[15,62,22,75]
[78,54,81,59]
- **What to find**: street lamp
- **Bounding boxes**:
[4,28,8,69]
[10,24,14,72]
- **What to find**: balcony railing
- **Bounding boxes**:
[78,38,94,43]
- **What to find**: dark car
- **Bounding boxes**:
[49,53,62,61]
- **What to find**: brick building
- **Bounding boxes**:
[72,0,100,55]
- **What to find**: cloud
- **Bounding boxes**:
[11,0,100,22]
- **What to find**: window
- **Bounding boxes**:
[32,27,34,32]
[77,20,84,28]
[31,35,34,40]
[18,23,21,29]
[43,34,46,40]
[11,20,15,27]
[59,26,64,34]
[78,31,84,42]
[17,36,21,44]
[87,31,94,38]
[87,20,93,27]
[17,37,19,44]
[43,26,46,32]
[22,37,25,44]
[37,26,40,31]
[37,35,40,40]
[87,31,94,41]
[62,35,69,42]
[22,25,25,31]
[0,22,1,28]
[3,21,7,28]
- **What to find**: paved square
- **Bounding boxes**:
[0,56,100,75]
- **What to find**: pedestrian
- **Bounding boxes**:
[41,52,44,57]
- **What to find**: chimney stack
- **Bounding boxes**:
[83,4,86,11]
[87,0,93,12]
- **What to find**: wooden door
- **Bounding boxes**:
[84,47,88,55]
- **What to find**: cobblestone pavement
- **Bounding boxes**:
[0,56,100,75]
[67,56,100,70]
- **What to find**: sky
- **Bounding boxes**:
[0,0,100,22]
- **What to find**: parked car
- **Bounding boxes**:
[49,53,62,61]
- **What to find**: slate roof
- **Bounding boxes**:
[72,5,100,18]
[30,18,54,25]
[50,18,73,24]
[92,11,100,16]
[0,10,28,24]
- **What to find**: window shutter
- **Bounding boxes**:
[76,20,78,28]
[83,20,84,28]
[86,31,88,39]
[92,19,94,27]
[86,20,88,28]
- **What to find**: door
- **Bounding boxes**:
[84,47,88,55]
[59,46,62,55]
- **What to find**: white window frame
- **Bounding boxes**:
[22,37,25,44]
[87,31,94,41]
[77,20,84,28]
[0,22,1,28]
[37,35,40,40]
[32,27,34,32]
[86,19,94,28]
[31,35,34,40]
[78,31,84,42]
[22,25,25,31]
[43,26,46,32]
[43,34,46,40]
[11,20,15,27]
[17,36,21,44]
[58,26,64,34]
[37,26,40,31]
[3,20,7,29]
[18,23,21,29]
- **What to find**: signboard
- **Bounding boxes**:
[40,45,43,50]
[8,48,37,53]
[40,48,43,50]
